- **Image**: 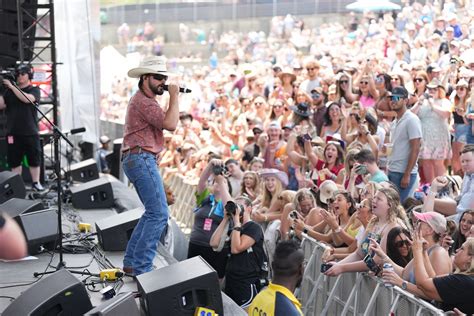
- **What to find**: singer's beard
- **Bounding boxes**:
[149,81,164,95]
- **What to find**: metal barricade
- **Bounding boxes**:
[165,174,197,235]
[300,237,445,316]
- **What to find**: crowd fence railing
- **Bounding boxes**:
[165,174,197,234]
[300,236,445,316]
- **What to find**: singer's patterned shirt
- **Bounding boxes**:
[122,90,164,155]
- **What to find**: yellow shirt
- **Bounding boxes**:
[247,282,303,316]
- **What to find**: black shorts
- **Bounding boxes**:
[7,134,42,168]
[225,274,260,308]
[187,242,229,278]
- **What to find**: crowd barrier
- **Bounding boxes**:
[300,236,445,316]
[165,174,197,234]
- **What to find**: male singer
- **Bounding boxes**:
[121,56,179,276]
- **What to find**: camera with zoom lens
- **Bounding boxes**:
[0,69,15,83]
[212,164,228,176]
[224,201,243,216]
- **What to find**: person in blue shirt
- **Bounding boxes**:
[354,148,389,183]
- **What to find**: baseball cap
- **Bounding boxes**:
[413,211,447,234]
[388,86,409,99]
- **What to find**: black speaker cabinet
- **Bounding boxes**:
[84,292,139,316]
[137,256,223,316]
[0,197,44,218]
[0,170,26,204]
[2,269,93,316]
[95,207,144,251]
[17,208,58,255]
[66,158,99,183]
[70,178,114,209]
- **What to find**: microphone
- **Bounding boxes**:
[163,85,192,93]
[64,127,86,135]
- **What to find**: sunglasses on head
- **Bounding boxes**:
[395,240,410,248]
[152,74,168,81]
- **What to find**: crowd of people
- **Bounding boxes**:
[102,1,474,314]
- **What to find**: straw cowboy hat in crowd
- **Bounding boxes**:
[128,56,175,78]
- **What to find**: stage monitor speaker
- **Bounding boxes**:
[70,178,114,209]
[0,170,26,204]
[0,197,44,218]
[95,207,144,251]
[137,256,223,316]
[2,269,93,316]
[17,208,58,255]
[66,158,99,182]
[84,292,140,316]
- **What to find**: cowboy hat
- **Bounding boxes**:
[128,56,175,78]
[258,168,289,188]
[289,102,312,117]
[426,78,444,89]
[277,68,297,82]
[319,180,338,204]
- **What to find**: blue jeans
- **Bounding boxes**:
[122,152,168,275]
[387,171,418,203]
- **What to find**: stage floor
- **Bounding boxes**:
[0,183,246,315]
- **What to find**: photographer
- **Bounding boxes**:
[187,159,232,280]
[210,196,266,309]
[0,64,43,191]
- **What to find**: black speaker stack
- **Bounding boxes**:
[0,0,37,68]
[70,177,114,209]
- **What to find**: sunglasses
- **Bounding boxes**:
[456,87,466,91]
[339,80,349,84]
[254,102,264,106]
[312,93,320,99]
[360,81,369,85]
[395,240,410,248]
[152,74,168,81]
[389,95,403,102]
[414,78,424,83]
[375,77,384,83]
[306,67,318,71]
[273,104,283,108]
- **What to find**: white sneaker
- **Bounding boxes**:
[32,182,45,192]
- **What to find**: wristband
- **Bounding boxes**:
[303,227,308,234]
[233,226,242,231]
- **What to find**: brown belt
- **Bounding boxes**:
[122,146,157,157]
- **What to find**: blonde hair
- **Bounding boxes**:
[261,176,284,208]
[292,188,316,214]
[367,187,403,230]
[456,237,474,275]
[241,171,260,200]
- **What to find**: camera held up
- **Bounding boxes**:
[224,201,243,217]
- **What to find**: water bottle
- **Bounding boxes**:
[383,263,394,288]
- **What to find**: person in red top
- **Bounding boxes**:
[121,56,180,276]
[304,139,345,187]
